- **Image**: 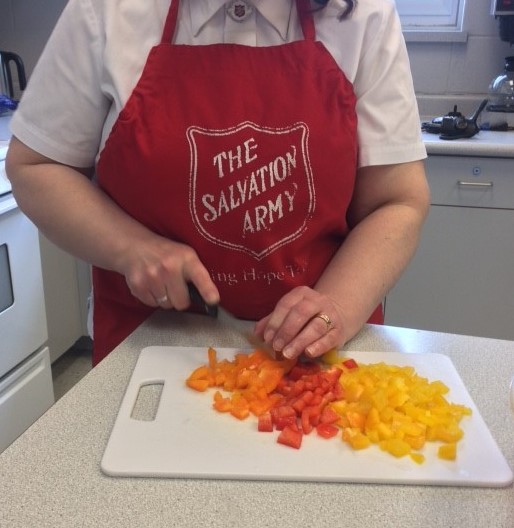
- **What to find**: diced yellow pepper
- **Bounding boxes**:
[321,348,341,365]
[330,360,472,464]
[410,452,426,465]
[344,382,365,402]
[380,438,411,458]
[365,407,380,429]
[438,443,457,460]
[343,428,371,450]
[432,424,463,443]
[377,422,394,440]
[404,434,426,450]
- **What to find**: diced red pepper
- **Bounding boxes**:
[257,412,274,432]
[342,358,358,370]
[301,408,314,434]
[316,423,339,439]
[277,425,303,449]
[273,415,296,430]
[288,362,321,381]
[320,406,340,424]
[186,348,358,450]
[292,398,307,414]
[271,405,297,430]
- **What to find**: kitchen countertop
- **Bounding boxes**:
[422,129,514,158]
[0,311,512,528]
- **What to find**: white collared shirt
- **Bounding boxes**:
[11,0,426,168]
[188,0,294,43]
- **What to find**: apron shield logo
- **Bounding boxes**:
[188,121,315,261]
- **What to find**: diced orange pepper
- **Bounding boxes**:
[187,365,210,381]
[186,379,210,392]
[230,407,250,420]
[258,368,283,393]
[249,399,273,416]
[208,347,217,370]
[213,398,232,412]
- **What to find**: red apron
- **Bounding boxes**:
[93,0,383,366]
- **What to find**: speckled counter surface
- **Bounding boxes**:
[1,311,513,528]
[422,130,514,158]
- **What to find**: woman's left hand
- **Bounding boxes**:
[254,286,345,360]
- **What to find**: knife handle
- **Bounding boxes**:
[187,282,218,318]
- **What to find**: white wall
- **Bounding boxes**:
[0,0,512,112]
[410,1,513,117]
[0,0,67,95]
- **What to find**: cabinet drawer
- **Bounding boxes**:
[0,347,54,452]
[425,156,514,209]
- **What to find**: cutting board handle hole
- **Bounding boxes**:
[130,381,164,421]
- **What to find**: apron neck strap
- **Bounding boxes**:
[161,0,180,44]
[161,0,316,44]
[297,0,316,41]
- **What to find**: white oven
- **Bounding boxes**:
[0,142,54,452]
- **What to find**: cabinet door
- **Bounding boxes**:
[384,205,514,340]
[39,235,84,362]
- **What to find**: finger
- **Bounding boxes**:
[154,291,170,308]
[304,330,340,359]
[253,315,271,339]
[269,293,326,352]
[184,267,220,307]
[125,267,171,308]
[164,260,219,311]
[163,280,191,310]
[281,315,336,359]
[271,306,321,353]
[262,287,313,344]
[126,280,160,307]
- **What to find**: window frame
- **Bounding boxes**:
[395,0,468,43]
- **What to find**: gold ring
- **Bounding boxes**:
[156,295,168,304]
[315,313,332,330]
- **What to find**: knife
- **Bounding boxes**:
[187,283,277,356]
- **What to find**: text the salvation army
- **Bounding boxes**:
[202,137,300,234]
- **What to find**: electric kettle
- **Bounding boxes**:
[0,51,26,140]
[0,50,27,99]
[488,56,514,112]
[482,56,514,129]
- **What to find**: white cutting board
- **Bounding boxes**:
[101,347,513,487]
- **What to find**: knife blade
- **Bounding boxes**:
[187,283,277,356]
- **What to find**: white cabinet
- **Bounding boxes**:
[384,155,514,341]
[39,235,90,362]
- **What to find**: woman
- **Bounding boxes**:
[6,0,429,365]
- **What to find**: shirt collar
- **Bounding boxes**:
[190,0,294,41]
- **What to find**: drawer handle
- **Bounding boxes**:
[457,180,494,189]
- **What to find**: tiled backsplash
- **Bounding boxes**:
[0,0,512,106]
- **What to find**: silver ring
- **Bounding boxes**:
[156,295,168,304]
[315,313,332,331]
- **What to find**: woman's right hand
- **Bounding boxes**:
[6,137,219,311]
[119,236,220,310]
